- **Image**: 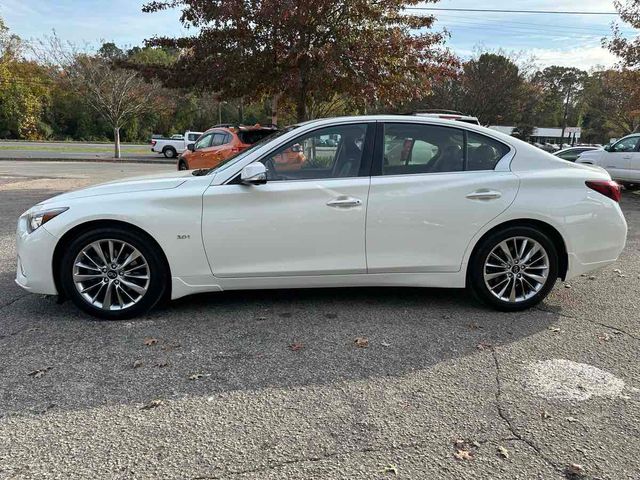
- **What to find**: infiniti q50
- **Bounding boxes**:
[16,116,627,319]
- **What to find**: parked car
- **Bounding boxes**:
[554,146,599,162]
[412,109,480,125]
[151,131,203,159]
[576,134,640,184]
[16,115,626,319]
[178,124,299,171]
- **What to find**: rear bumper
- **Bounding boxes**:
[15,219,59,295]
[564,204,627,280]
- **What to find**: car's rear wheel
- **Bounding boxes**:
[163,147,177,158]
[59,227,168,320]
[469,226,558,311]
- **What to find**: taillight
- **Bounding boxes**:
[586,180,621,202]
[151,140,156,147]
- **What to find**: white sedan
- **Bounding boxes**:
[16,116,627,319]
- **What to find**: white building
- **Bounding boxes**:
[489,126,581,145]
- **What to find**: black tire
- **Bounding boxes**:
[178,160,188,170]
[59,227,169,320]
[163,147,177,159]
[468,226,559,311]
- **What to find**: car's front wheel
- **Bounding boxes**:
[163,147,177,158]
[468,226,558,311]
[59,227,168,320]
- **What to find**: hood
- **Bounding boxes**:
[39,170,194,205]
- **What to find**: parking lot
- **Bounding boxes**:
[0,161,639,479]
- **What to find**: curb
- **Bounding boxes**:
[0,157,175,165]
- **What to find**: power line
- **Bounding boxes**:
[406,7,619,15]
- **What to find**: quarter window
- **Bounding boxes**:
[259,124,368,181]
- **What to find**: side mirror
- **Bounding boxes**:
[187,143,195,152]
[604,144,611,152]
[240,163,267,185]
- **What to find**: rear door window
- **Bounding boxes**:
[381,123,509,175]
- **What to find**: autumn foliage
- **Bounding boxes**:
[142,0,457,121]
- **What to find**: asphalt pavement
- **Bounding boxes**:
[0,161,639,479]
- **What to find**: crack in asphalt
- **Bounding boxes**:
[189,445,388,479]
[489,347,563,476]
[0,293,29,311]
[535,306,640,341]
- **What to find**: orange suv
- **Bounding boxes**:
[178,124,304,170]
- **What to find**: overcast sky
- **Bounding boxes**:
[0,0,636,70]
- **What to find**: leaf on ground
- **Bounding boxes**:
[453,449,474,461]
[132,360,143,369]
[476,341,493,351]
[613,268,622,274]
[289,342,304,351]
[154,361,169,368]
[564,284,572,289]
[354,337,369,348]
[28,367,52,378]
[588,275,596,280]
[548,327,561,333]
[380,341,391,347]
[468,322,482,330]
[143,337,158,346]
[379,464,398,475]
[255,316,267,321]
[497,445,509,459]
[188,373,205,381]
[541,409,552,419]
[140,399,162,410]
[565,463,586,478]
[566,416,579,423]
[598,333,611,342]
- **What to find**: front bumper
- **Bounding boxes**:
[15,218,59,295]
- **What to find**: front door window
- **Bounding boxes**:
[259,124,369,181]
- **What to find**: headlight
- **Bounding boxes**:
[25,207,69,233]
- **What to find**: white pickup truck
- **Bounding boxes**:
[151,131,203,158]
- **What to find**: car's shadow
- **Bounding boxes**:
[0,280,560,417]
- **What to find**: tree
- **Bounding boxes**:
[0,18,51,139]
[143,0,456,122]
[605,0,640,68]
[460,53,523,125]
[533,66,587,140]
[97,42,125,61]
[582,69,640,139]
[37,35,161,157]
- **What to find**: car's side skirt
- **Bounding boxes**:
[170,272,467,300]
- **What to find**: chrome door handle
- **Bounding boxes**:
[327,196,362,208]
[466,190,502,200]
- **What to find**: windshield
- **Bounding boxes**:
[202,126,299,175]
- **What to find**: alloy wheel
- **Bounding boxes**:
[72,239,151,311]
[483,236,550,303]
